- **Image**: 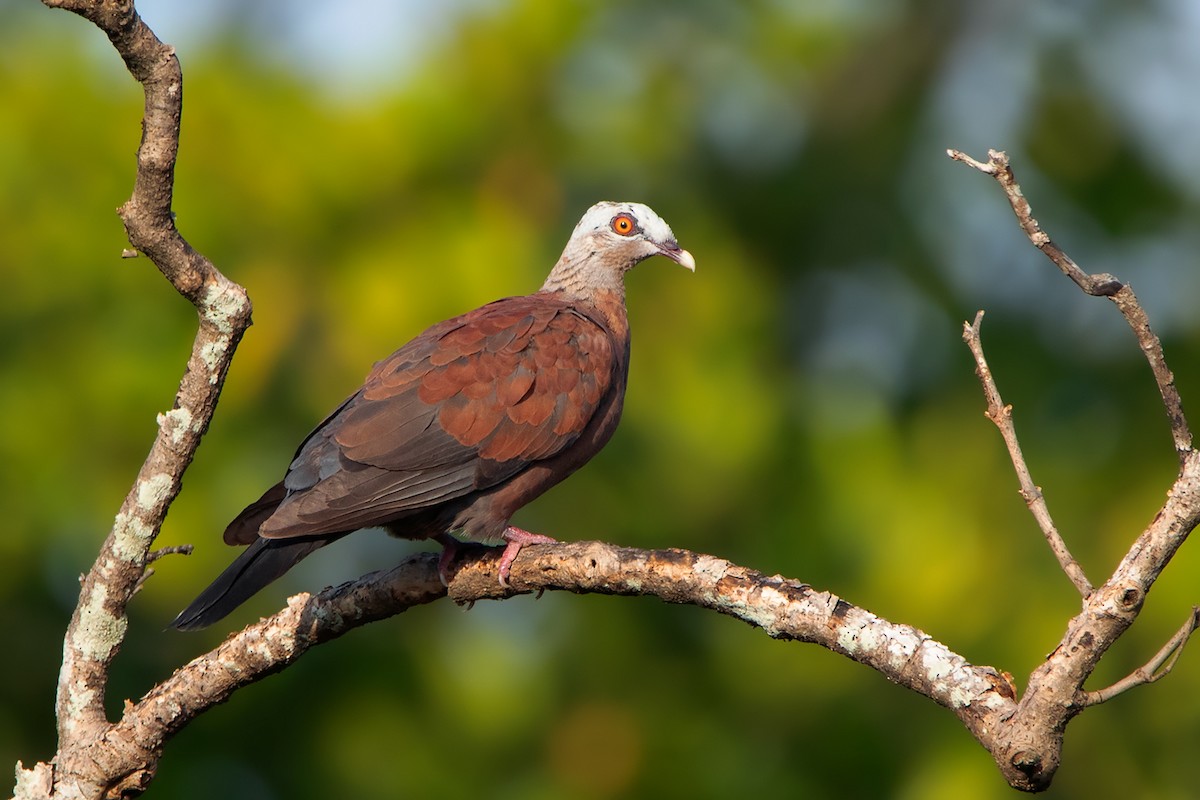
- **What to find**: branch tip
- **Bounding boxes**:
[947,148,1000,174]
[148,544,194,564]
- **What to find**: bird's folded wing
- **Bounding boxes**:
[252,295,616,540]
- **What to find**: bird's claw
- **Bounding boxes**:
[434,534,461,586]
[497,527,557,587]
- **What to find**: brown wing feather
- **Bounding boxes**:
[254,294,618,541]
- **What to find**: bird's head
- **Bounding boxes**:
[543,201,695,296]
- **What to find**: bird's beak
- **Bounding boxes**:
[659,242,696,272]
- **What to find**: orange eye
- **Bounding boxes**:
[611,214,636,236]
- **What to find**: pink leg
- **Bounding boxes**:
[433,533,462,586]
[497,526,557,587]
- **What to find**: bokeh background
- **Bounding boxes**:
[5,1,1200,797]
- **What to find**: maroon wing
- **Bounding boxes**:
[243,294,618,542]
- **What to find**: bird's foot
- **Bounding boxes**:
[434,533,462,586]
[497,527,557,587]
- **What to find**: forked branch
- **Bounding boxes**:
[947,148,1200,791]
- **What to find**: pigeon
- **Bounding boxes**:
[172,201,694,630]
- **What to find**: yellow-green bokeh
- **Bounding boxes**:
[5,2,1200,798]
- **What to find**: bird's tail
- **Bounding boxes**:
[171,535,335,631]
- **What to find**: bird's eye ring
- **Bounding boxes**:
[611,214,637,236]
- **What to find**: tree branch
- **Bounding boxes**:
[1083,606,1200,706]
[48,543,1024,798]
[946,148,1200,791]
[961,310,1093,597]
[25,0,252,797]
[947,148,1192,459]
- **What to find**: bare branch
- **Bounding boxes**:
[1109,291,1192,458]
[132,548,192,596]
[147,544,194,564]
[946,149,1120,296]
[47,544,1021,797]
[1082,606,1200,706]
[947,148,1192,458]
[962,311,1092,596]
[948,148,1200,792]
[31,0,252,795]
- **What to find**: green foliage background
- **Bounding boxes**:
[4,1,1200,797]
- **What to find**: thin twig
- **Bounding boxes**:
[132,547,194,595]
[946,149,1120,296]
[147,544,194,564]
[962,311,1093,597]
[131,568,153,596]
[947,148,1192,459]
[1083,606,1200,705]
